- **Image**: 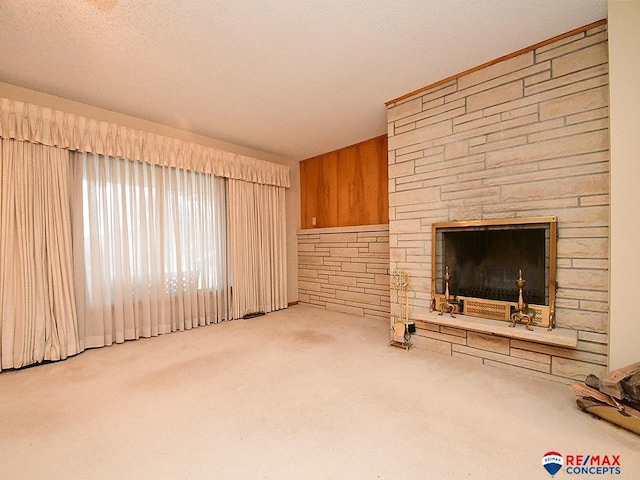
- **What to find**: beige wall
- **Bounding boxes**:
[608,1,640,370]
[0,81,299,304]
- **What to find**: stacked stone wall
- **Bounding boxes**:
[386,24,609,382]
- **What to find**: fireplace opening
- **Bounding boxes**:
[432,217,557,327]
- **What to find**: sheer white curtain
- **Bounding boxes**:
[73,152,230,349]
[228,179,287,318]
[0,139,80,371]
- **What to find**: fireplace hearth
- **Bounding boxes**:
[431,217,557,329]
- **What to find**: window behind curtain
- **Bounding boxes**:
[73,152,230,348]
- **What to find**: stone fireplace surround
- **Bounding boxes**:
[386,22,609,383]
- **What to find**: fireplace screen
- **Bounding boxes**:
[431,217,557,328]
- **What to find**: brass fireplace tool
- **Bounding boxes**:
[509,269,535,330]
[390,268,414,350]
[438,265,458,317]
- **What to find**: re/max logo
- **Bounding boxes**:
[565,455,621,466]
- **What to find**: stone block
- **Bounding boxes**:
[501,173,608,202]
[467,80,524,113]
[374,274,390,286]
[298,268,318,279]
[444,140,469,160]
[297,243,316,252]
[453,110,484,126]
[557,237,608,258]
[552,42,608,78]
[439,326,466,337]
[536,30,607,62]
[578,331,608,344]
[467,332,510,355]
[555,205,609,228]
[485,75,608,118]
[567,106,609,126]
[576,340,608,355]
[335,290,381,306]
[453,113,501,133]
[328,276,357,287]
[320,233,358,243]
[388,161,416,179]
[485,130,609,168]
[579,300,609,313]
[409,100,465,128]
[368,242,390,253]
[421,82,457,104]
[540,85,609,121]
[298,255,324,266]
[298,293,310,303]
[510,348,551,364]
[551,357,607,381]
[524,70,552,86]
[329,247,359,258]
[298,280,322,292]
[449,206,483,221]
[389,188,439,208]
[528,119,609,143]
[557,268,608,290]
[388,120,453,151]
[458,51,534,90]
[420,329,467,345]
[412,335,453,355]
[388,97,422,123]
[501,104,539,121]
[579,194,609,207]
[509,340,606,366]
[414,320,440,332]
[452,345,550,372]
[526,63,608,97]
[486,118,563,143]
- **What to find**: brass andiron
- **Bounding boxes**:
[510,269,534,330]
[438,265,458,317]
[548,300,556,331]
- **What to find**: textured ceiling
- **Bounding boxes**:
[0,0,607,160]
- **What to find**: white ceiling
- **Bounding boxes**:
[0,0,607,160]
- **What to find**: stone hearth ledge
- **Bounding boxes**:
[414,309,578,348]
[298,224,389,235]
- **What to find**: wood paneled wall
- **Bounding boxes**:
[300,135,388,229]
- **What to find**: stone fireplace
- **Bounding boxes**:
[386,22,609,382]
[432,216,556,328]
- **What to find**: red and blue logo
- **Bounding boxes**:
[542,451,622,476]
[542,451,564,477]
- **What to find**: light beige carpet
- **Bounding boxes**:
[1,304,638,479]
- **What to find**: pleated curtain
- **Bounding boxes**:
[72,152,230,349]
[0,139,80,371]
[228,179,287,318]
[0,96,290,370]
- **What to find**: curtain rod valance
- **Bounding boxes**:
[0,97,290,187]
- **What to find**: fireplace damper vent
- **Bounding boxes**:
[431,217,557,328]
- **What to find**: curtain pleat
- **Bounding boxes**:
[0,139,80,371]
[73,153,230,349]
[0,97,290,188]
[228,179,287,318]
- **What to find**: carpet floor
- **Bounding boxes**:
[1,304,638,479]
